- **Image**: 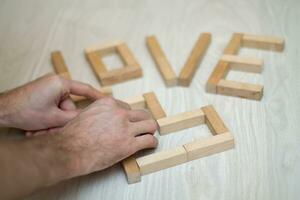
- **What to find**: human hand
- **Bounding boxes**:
[40,97,158,182]
[0,73,103,131]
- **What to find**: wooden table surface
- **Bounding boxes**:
[0,0,299,199]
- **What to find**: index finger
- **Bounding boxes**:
[67,79,104,100]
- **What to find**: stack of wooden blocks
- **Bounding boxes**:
[206,33,284,100]
[122,92,234,183]
[50,32,284,184]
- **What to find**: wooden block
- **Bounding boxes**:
[220,54,263,73]
[178,33,211,86]
[146,36,177,87]
[223,33,243,54]
[157,108,205,135]
[117,43,140,67]
[206,61,230,93]
[86,41,142,86]
[242,34,284,52]
[217,79,263,100]
[51,51,71,80]
[58,72,71,80]
[183,132,234,161]
[99,66,142,86]
[123,95,146,110]
[201,105,228,135]
[136,146,187,175]
[143,92,166,120]
[121,156,141,184]
[85,40,123,54]
[86,52,107,75]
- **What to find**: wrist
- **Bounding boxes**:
[22,136,74,186]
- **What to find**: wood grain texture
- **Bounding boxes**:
[201,105,228,135]
[51,51,71,79]
[98,65,142,86]
[206,61,230,93]
[85,40,123,54]
[146,36,177,87]
[136,146,187,175]
[143,92,166,120]
[117,43,140,67]
[121,156,141,184]
[123,95,146,110]
[157,108,205,135]
[217,79,263,100]
[183,132,234,161]
[0,1,298,200]
[86,51,107,75]
[220,54,263,73]
[178,33,211,86]
[223,33,243,55]
[242,34,285,52]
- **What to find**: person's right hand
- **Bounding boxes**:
[38,97,158,184]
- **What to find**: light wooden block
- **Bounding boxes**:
[242,34,284,52]
[206,61,230,93]
[201,105,228,135]
[183,132,234,161]
[122,156,141,184]
[117,43,140,67]
[85,41,142,86]
[157,108,205,135]
[220,54,263,73]
[146,36,177,87]
[136,146,187,175]
[217,79,263,100]
[143,92,166,120]
[178,33,211,86]
[51,51,71,80]
[123,95,146,110]
[223,33,243,54]
[98,66,142,86]
[86,52,107,74]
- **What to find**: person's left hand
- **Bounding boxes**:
[0,73,104,131]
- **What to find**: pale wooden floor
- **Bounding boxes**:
[0,0,299,199]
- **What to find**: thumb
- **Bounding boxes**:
[52,109,81,127]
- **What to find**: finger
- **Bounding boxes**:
[128,109,151,122]
[130,119,158,136]
[67,80,103,100]
[134,134,158,151]
[25,127,62,137]
[51,109,80,127]
[60,97,76,110]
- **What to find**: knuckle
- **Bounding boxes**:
[98,97,116,106]
[114,108,129,119]
[148,119,158,131]
[140,109,151,118]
